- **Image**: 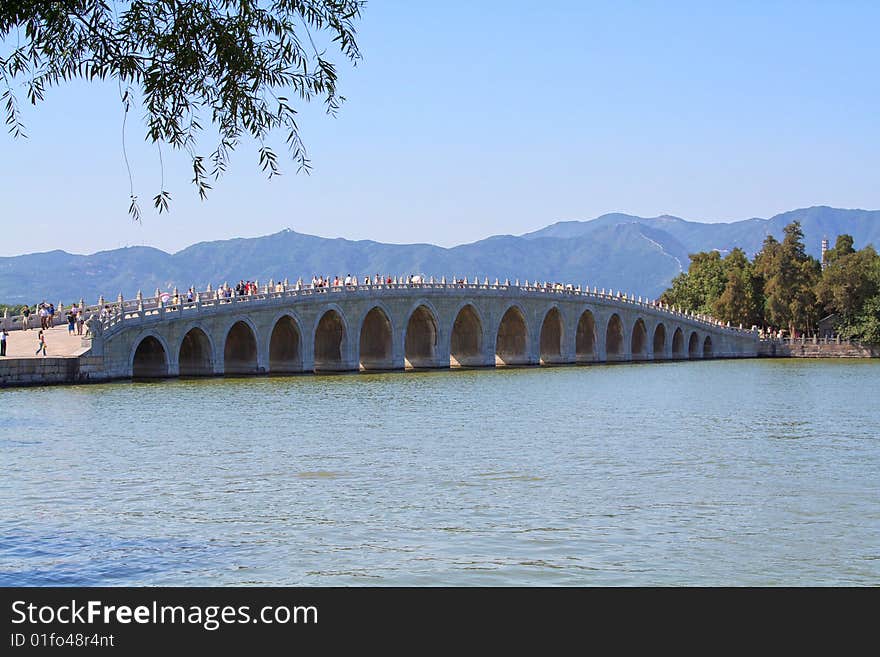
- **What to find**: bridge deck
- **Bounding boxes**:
[2,326,87,359]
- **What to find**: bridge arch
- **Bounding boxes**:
[495,304,530,366]
[450,303,485,367]
[631,318,648,360]
[359,305,395,371]
[703,335,713,358]
[224,319,259,375]
[178,325,214,376]
[672,327,685,358]
[314,306,350,372]
[575,308,597,362]
[539,306,565,365]
[131,332,170,378]
[688,331,701,359]
[268,313,303,374]
[605,313,625,361]
[652,323,667,360]
[405,303,440,369]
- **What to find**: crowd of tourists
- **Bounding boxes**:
[19,301,87,335]
[309,273,425,288]
[214,274,431,297]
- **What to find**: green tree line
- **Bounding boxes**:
[0,303,31,316]
[660,221,880,343]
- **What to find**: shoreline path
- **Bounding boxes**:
[3,326,86,359]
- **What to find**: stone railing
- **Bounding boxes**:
[760,336,856,346]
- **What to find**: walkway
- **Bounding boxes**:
[2,326,87,359]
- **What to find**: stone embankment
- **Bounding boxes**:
[0,326,92,387]
[758,338,879,358]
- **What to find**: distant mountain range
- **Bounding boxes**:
[1,206,878,304]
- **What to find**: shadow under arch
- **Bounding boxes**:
[359,306,394,371]
[405,304,440,368]
[224,320,259,375]
[652,323,667,359]
[539,306,564,365]
[269,315,303,374]
[672,327,685,358]
[576,309,597,362]
[606,314,624,361]
[631,318,648,360]
[315,308,349,372]
[450,304,484,367]
[495,305,529,366]
[132,335,168,378]
[179,326,214,376]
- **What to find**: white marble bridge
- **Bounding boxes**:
[73,278,759,380]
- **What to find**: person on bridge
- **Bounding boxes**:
[35,330,46,357]
[0,328,7,356]
[21,305,30,330]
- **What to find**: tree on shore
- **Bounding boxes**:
[713,248,763,328]
[660,221,880,343]
[755,221,820,336]
[0,0,364,219]
[660,250,726,314]
[816,238,880,343]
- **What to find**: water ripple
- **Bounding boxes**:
[1,360,878,585]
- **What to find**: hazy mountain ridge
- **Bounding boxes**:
[1,206,877,304]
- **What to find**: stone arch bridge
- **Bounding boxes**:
[82,280,758,380]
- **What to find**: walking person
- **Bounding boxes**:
[35,329,47,357]
[21,305,30,330]
[0,328,7,356]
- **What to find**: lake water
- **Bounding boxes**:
[1,359,878,586]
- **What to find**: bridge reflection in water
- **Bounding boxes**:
[84,280,757,380]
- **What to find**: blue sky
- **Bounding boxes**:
[1,0,878,256]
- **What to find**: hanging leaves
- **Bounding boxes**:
[0,0,364,213]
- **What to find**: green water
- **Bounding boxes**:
[1,359,878,585]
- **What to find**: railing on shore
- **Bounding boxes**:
[2,278,757,339]
[759,336,856,346]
